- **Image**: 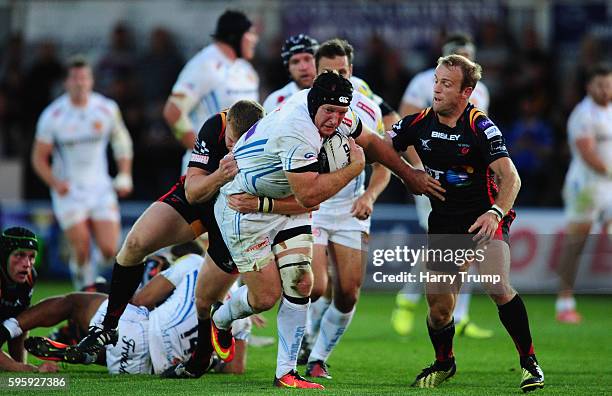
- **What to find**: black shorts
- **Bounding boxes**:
[158,177,237,274]
[426,210,515,271]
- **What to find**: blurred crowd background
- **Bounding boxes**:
[0,0,611,207]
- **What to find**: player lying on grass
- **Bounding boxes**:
[0,245,254,374]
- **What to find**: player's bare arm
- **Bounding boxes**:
[351,163,390,220]
[185,153,238,204]
[354,126,445,200]
[131,275,175,309]
[31,140,69,196]
[228,193,319,215]
[469,157,521,242]
[286,138,365,208]
[575,136,611,176]
[163,92,198,150]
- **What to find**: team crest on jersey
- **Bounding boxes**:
[93,120,103,133]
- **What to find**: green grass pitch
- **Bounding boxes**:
[2,282,611,395]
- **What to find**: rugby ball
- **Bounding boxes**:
[319,132,351,173]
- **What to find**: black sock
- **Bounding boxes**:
[497,294,535,358]
[188,317,213,370]
[102,261,145,330]
[0,325,9,346]
[427,318,455,365]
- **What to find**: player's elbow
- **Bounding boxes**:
[295,193,318,209]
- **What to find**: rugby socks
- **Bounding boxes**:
[276,296,309,378]
[102,261,145,330]
[555,296,576,313]
[497,294,535,357]
[188,317,213,372]
[306,296,331,345]
[454,291,471,323]
[212,285,254,330]
[0,318,23,344]
[308,304,355,363]
[428,318,455,365]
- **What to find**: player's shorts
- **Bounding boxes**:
[426,210,515,272]
[562,178,612,223]
[414,193,432,231]
[215,193,312,273]
[51,184,119,230]
[312,208,369,251]
[89,300,152,374]
[159,177,237,274]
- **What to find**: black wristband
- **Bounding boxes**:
[489,206,503,219]
[258,197,265,212]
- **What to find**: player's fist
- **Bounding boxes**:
[52,180,70,196]
[228,193,258,213]
[113,172,133,198]
[348,138,365,172]
[219,153,238,183]
[406,169,446,201]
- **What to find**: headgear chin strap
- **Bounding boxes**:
[212,10,253,58]
[307,71,353,121]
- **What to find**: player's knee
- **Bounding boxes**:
[121,232,149,261]
[99,245,116,261]
[429,302,453,327]
[334,288,360,313]
[274,233,314,300]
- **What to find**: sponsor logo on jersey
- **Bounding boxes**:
[484,125,501,139]
[304,152,316,159]
[489,138,507,155]
[356,101,376,121]
[190,153,209,164]
[341,116,353,128]
[431,131,460,141]
[420,138,432,151]
[424,165,444,180]
[245,237,270,253]
[478,118,493,130]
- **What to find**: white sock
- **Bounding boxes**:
[306,296,330,344]
[308,304,355,363]
[398,258,425,303]
[2,318,23,338]
[276,297,309,378]
[555,296,576,312]
[212,285,254,330]
[454,292,471,323]
[69,259,84,290]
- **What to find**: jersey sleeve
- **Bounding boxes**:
[567,105,594,142]
[472,112,510,164]
[337,109,363,139]
[171,56,222,104]
[160,254,201,287]
[277,132,320,172]
[34,107,55,144]
[389,109,428,152]
[188,113,225,173]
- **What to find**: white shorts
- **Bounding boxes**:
[414,193,432,231]
[312,205,369,250]
[89,300,152,374]
[215,193,312,273]
[148,307,198,374]
[51,184,119,229]
[563,178,612,223]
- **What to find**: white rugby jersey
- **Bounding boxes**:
[317,91,384,212]
[565,96,612,185]
[222,89,362,199]
[401,68,490,113]
[262,81,300,113]
[149,253,202,333]
[173,44,259,172]
[35,92,128,189]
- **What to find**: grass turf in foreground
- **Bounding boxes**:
[2,282,611,395]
